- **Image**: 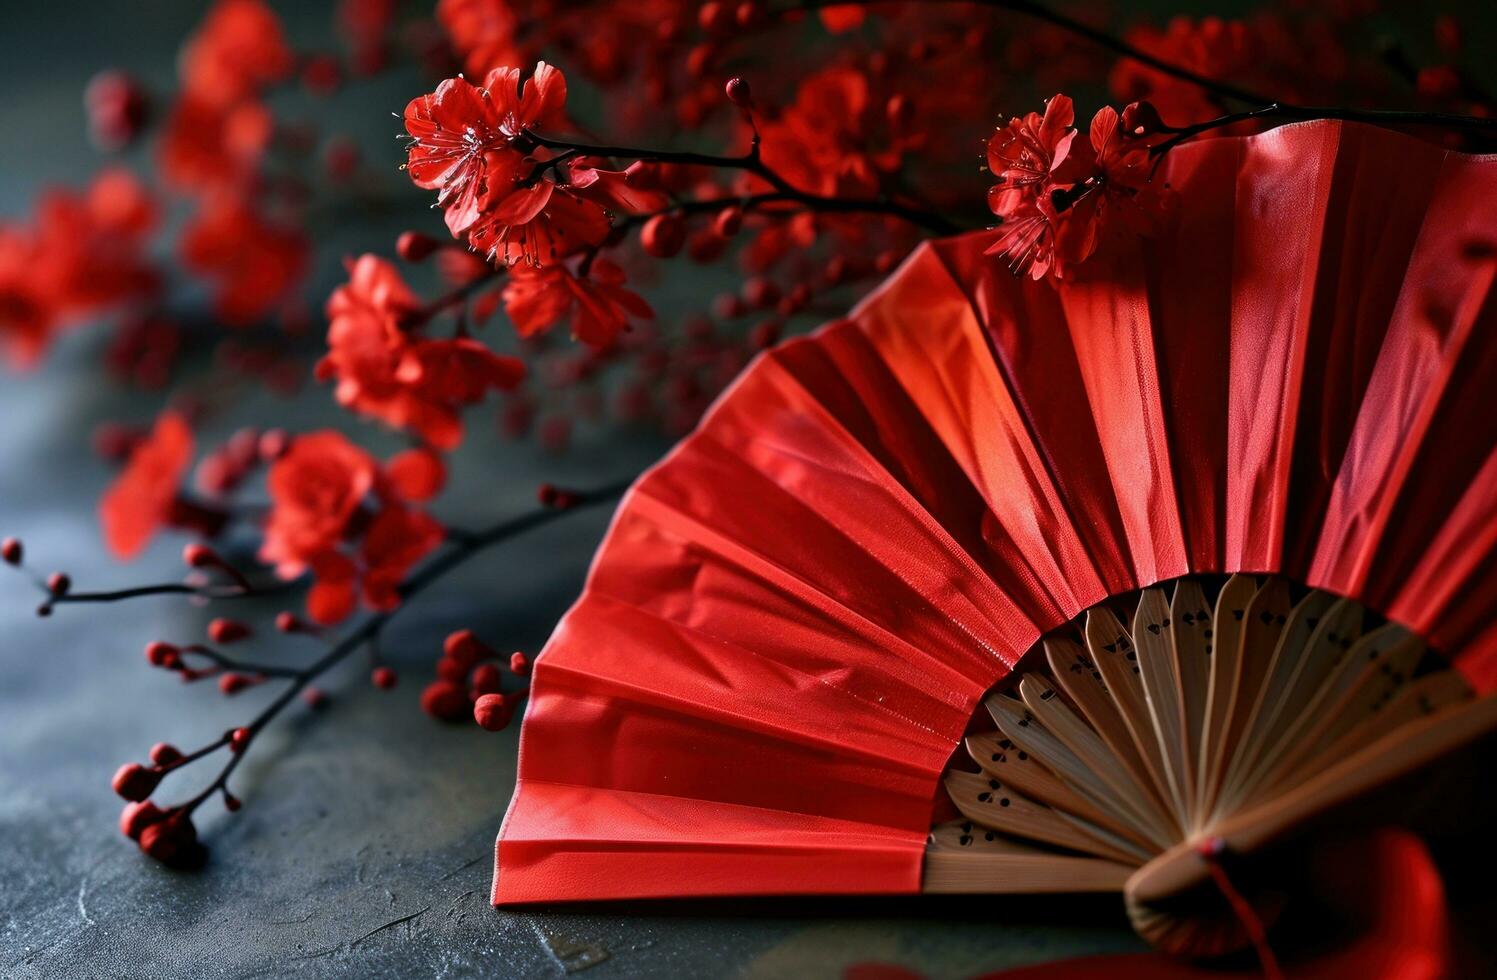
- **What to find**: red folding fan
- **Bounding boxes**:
[493,120,1497,955]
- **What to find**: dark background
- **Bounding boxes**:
[0,3,1492,978]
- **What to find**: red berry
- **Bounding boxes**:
[218,673,252,695]
[120,801,166,841]
[208,618,251,644]
[149,742,182,766]
[420,680,469,722]
[112,763,162,802]
[473,693,516,731]
[1,537,21,565]
[397,230,442,262]
[371,666,397,690]
[725,76,753,107]
[302,686,328,708]
[275,611,304,633]
[223,792,242,812]
[228,727,252,753]
[641,213,686,258]
[46,572,70,596]
[470,663,502,696]
[509,651,531,677]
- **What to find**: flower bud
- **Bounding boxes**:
[208,618,251,644]
[698,1,731,35]
[120,801,166,840]
[470,662,502,696]
[145,641,180,667]
[437,657,469,683]
[85,70,149,151]
[371,666,397,690]
[183,543,220,568]
[258,428,290,461]
[742,276,780,309]
[886,94,914,127]
[420,680,470,722]
[139,813,202,868]
[112,762,162,802]
[1,537,21,565]
[396,230,442,263]
[641,213,686,258]
[725,77,753,108]
[473,693,516,731]
[149,742,183,766]
[509,651,531,677]
[537,483,579,509]
[443,628,485,667]
[748,320,782,351]
[1120,100,1164,137]
[735,2,765,29]
[713,205,743,238]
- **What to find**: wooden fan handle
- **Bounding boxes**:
[1126,692,1497,905]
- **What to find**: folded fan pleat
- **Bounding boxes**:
[496,121,1497,904]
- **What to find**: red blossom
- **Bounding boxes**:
[260,430,444,624]
[759,67,891,198]
[180,196,308,326]
[502,258,653,348]
[986,96,1161,280]
[1,169,159,367]
[260,431,378,581]
[358,504,444,611]
[99,411,194,560]
[178,0,292,108]
[437,0,526,77]
[404,64,628,267]
[319,255,524,449]
[157,95,274,194]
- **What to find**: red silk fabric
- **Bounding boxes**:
[496,121,1497,904]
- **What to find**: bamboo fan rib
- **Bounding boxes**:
[927,574,1497,955]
